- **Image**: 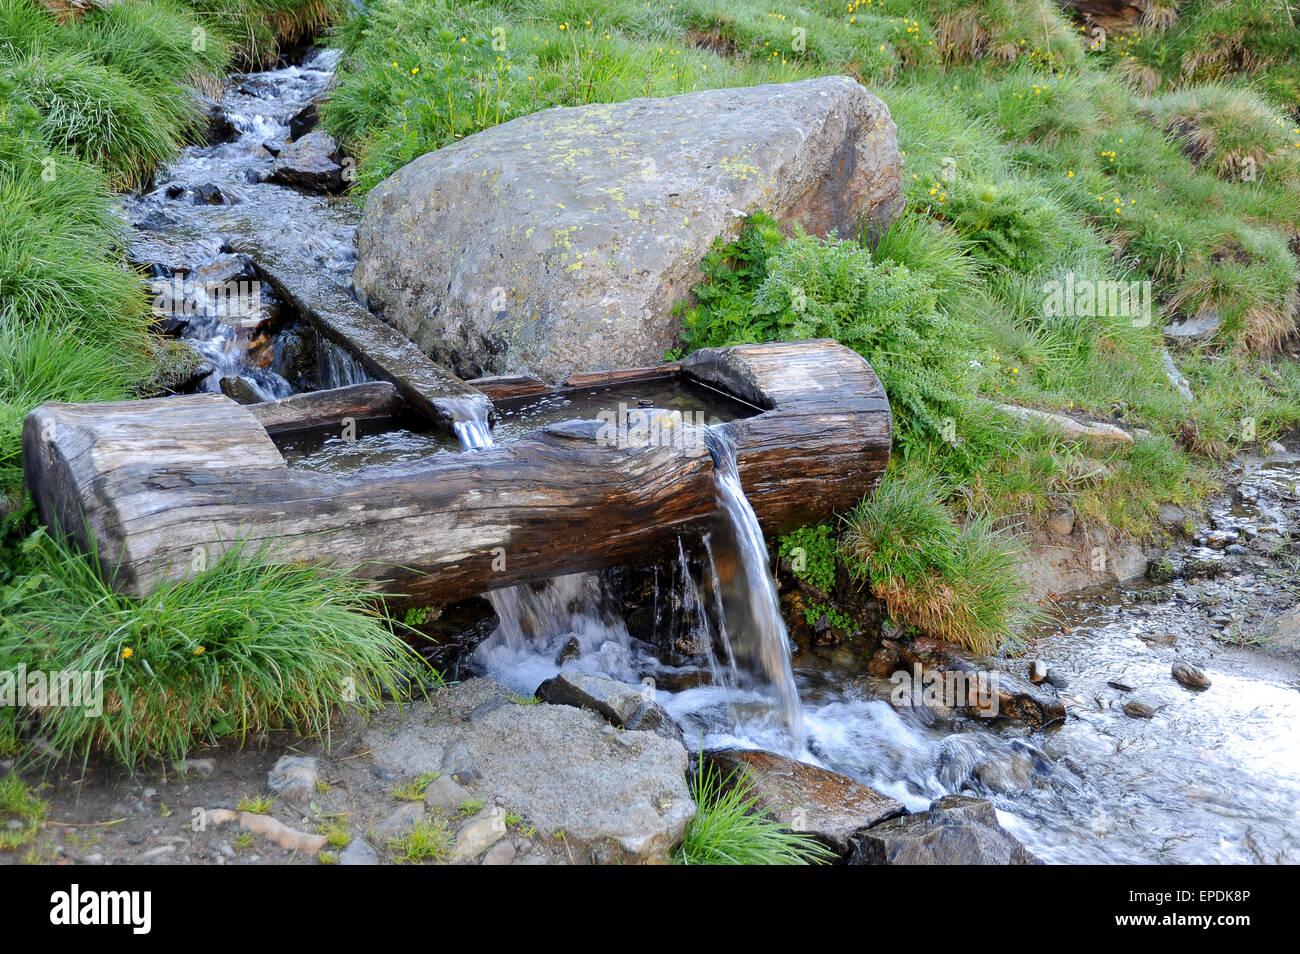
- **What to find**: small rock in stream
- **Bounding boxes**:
[555,636,582,664]
[192,183,227,205]
[1171,659,1211,690]
[219,376,263,405]
[287,102,320,140]
[270,130,348,192]
[852,795,1041,865]
[1028,659,1049,684]
[1123,700,1157,719]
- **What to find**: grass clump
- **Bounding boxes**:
[391,771,440,802]
[388,817,452,864]
[0,771,47,851]
[840,470,1036,654]
[1,49,186,188]
[236,794,275,814]
[0,530,430,769]
[674,760,834,865]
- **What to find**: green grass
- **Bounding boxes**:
[0,771,47,852]
[0,530,430,769]
[674,760,835,865]
[388,817,452,864]
[236,793,276,814]
[391,771,440,801]
[840,469,1037,653]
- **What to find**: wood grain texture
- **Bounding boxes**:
[247,382,406,436]
[24,340,890,604]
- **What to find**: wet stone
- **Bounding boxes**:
[1124,700,1157,719]
[1171,659,1211,690]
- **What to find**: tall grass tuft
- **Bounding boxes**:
[0,530,432,769]
[840,470,1035,655]
[0,49,184,188]
[674,760,835,865]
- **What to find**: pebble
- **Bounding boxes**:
[1123,701,1157,719]
[266,754,319,809]
[339,837,380,866]
[424,774,473,812]
[372,802,425,841]
[1028,660,1049,684]
[482,841,516,865]
[1171,659,1211,690]
[449,807,507,863]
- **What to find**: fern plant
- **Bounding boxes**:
[679,216,974,444]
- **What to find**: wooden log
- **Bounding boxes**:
[464,374,552,401]
[560,364,682,389]
[23,340,890,604]
[229,238,490,430]
[247,382,405,436]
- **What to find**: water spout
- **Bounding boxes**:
[444,395,494,451]
[703,430,805,746]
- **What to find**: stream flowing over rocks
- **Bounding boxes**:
[77,45,1300,866]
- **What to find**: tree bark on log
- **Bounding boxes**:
[23,340,890,606]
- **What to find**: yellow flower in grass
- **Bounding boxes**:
[121,647,134,659]
[194,647,206,656]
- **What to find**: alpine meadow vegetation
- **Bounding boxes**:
[2,0,1299,774]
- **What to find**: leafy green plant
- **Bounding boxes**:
[681,217,975,442]
[778,523,837,594]
[803,602,855,634]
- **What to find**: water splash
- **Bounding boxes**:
[704,431,805,745]
[316,336,375,390]
[444,396,494,451]
[472,574,639,691]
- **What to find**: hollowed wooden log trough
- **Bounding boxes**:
[23,339,891,605]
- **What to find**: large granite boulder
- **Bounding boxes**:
[354,77,902,382]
